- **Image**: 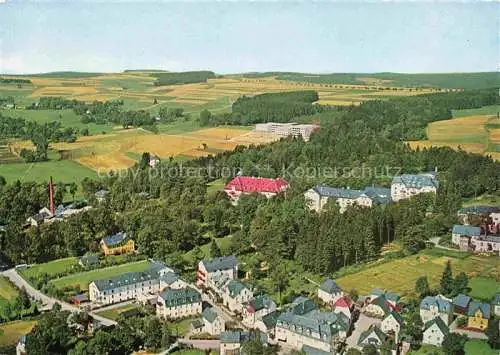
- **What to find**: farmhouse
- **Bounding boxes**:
[390,172,438,202]
[467,301,490,330]
[156,286,202,320]
[255,122,319,142]
[422,318,449,347]
[197,255,238,286]
[100,232,135,256]
[420,295,453,326]
[451,225,481,247]
[357,324,387,349]
[276,310,350,353]
[317,279,343,304]
[242,294,277,327]
[223,176,289,203]
[202,307,225,335]
[304,185,391,213]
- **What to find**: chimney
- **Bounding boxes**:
[49,177,55,215]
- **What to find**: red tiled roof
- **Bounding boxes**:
[224,176,289,194]
[334,296,353,309]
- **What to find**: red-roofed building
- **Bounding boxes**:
[333,296,354,319]
[224,176,289,203]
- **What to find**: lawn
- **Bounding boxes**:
[50,260,152,291]
[452,105,500,118]
[0,159,98,183]
[184,235,233,263]
[18,257,78,280]
[95,303,140,321]
[168,316,198,337]
[335,249,500,298]
[0,320,37,347]
[464,339,497,355]
[206,179,225,195]
[0,277,20,301]
[467,277,500,301]
[409,344,444,355]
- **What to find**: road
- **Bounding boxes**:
[2,268,117,327]
[428,237,456,251]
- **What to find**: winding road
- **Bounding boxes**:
[1,268,117,327]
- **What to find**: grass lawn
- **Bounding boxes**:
[468,277,500,301]
[184,235,233,263]
[0,277,20,301]
[464,339,497,355]
[95,303,140,321]
[168,316,197,337]
[335,249,500,298]
[0,320,37,347]
[462,194,500,207]
[206,179,226,195]
[0,159,98,183]
[408,344,444,354]
[19,257,78,280]
[50,260,152,291]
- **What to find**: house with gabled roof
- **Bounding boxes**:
[420,295,453,326]
[100,232,135,256]
[467,301,490,330]
[365,294,394,318]
[222,280,253,313]
[423,317,449,347]
[197,255,238,286]
[470,234,500,254]
[242,294,277,327]
[493,294,500,317]
[333,296,354,320]
[381,311,404,342]
[156,286,202,320]
[304,185,391,213]
[224,176,289,204]
[391,172,438,202]
[451,225,481,247]
[255,310,282,344]
[159,271,186,291]
[317,278,343,304]
[453,294,472,316]
[202,307,225,335]
[357,324,387,349]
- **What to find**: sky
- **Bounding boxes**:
[0,1,498,74]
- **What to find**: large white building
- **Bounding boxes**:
[255,122,319,142]
[242,294,277,328]
[390,172,438,202]
[305,185,391,213]
[156,286,202,320]
[197,256,238,287]
[89,262,173,305]
[222,280,253,313]
[317,279,344,305]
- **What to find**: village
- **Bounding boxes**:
[9,169,500,355]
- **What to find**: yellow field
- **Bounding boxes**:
[408,114,499,160]
[9,127,277,171]
[0,320,36,347]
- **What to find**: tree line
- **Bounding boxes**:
[0,77,32,84]
[152,70,216,86]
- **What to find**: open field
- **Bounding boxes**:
[467,276,500,301]
[0,277,20,314]
[408,111,500,160]
[464,340,497,355]
[184,235,233,263]
[49,260,152,291]
[8,126,269,173]
[95,303,140,321]
[0,320,37,347]
[336,249,500,298]
[19,257,78,280]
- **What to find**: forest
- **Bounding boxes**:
[152,70,216,86]
[0,88,498,278]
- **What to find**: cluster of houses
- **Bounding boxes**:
[223,171,439,209]
[26,202,92,227]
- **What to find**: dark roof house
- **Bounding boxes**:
[202,256,237,273]
[319,279,342,295]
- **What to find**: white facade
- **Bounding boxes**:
[89,278,159,306]
[420,296,453,326]
[220,342,241,355]
[197,258,238,287]
[223,285,253,313]
[156,297,202,320]
[381,313,402,341]
[318,288,342,305]
[422,322,446,347]
[203,313,225,335]
[275,325,335,353]
[255,122,319,142]
[391,183,437,202]
[242,298,277,328]
[390,173,438,202]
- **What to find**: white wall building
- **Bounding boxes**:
[242,294,277,328]
[422,318,449,347]
[317,279,344,305]
[202,307,225,335]
[156,287,202,320]
[197,256,238,287]
[420,295,453,326]
[222,280,253,313]
[381,311,404,341]
[255,122,319,142]
[391,172,438,202]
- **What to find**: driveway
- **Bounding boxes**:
[2,268,117,327]
[345,313,381,349]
